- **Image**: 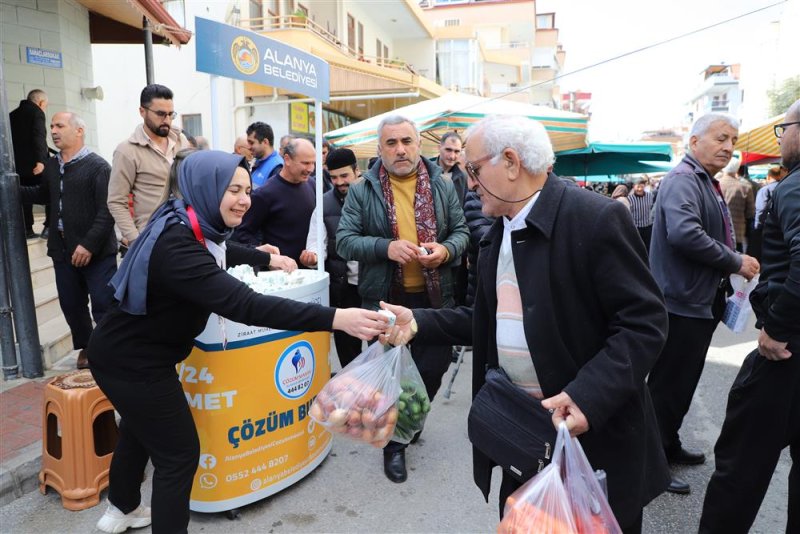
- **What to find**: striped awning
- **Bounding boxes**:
[325,92,588,159]
[735,114,784,165]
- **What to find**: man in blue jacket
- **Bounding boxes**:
[647,112,760,494]
[700,99,800,534]
[336,115,468,484]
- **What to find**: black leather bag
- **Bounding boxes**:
[467,367,557,482]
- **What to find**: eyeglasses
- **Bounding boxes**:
[774,121,800,139]
[143,107,177,120]
[465,153,496,181]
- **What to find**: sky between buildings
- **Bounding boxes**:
[536,0,797,141]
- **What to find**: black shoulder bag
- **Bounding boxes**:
[467,364,557,482]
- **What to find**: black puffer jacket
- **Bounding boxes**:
[463,191,495,305]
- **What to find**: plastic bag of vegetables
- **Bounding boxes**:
[392,350,431,444]
[498,423,621,534]
[309,342,405,448]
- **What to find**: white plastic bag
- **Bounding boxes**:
[309,342,404,448]
[722,274,759,333]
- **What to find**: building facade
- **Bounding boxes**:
[421,0,567,107]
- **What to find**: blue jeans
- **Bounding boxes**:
[52,253,117,349]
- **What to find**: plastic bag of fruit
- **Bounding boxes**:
[309,342,405,448]
[391,351,431,444]
[499,423,621,534]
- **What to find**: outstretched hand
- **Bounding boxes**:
[378,301,415,346]
[541,391,589,437]
[269,254,297,273]
[333,308,389,340]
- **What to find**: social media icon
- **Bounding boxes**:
[199,454,217,470]
[199,473,217,489]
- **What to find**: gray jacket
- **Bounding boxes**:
[649,154,742,319]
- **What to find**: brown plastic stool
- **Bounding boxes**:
[39,369,119,510]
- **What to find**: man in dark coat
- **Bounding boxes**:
[10,89,49,238]
[433,131,469,308]
[20,112,117,369]
[699,99,800,534]
[381,115,669,533]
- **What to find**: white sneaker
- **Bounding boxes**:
[96,502,152,533]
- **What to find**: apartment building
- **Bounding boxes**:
[687,64,743,121]
[420,0,566,107]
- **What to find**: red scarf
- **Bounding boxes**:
[378,160,442,308]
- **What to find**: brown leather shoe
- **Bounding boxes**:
[76,349,90,369]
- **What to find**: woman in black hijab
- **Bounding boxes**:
[89,151,386,534]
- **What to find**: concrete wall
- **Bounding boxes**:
[2,0,99,151]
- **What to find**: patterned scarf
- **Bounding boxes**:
[378,160,442,308]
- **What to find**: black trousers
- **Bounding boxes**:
[330,280,363,368]
[647,293,724,454]
[92,368,200,534]
[499,471,643,534]
[52,253,117,349]
[699,345,800,534]
[636,224,653,253]
[384,290,452,454]
[19,173,48,232]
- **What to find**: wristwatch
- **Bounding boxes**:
[409,318,418,337]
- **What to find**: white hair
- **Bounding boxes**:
[690,112,739,138]
[722,152,741,175]
[377,114,419,140]
[67,113,86,131]
[466,115,554,174]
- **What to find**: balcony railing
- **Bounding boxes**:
[240,15,417,74]
[483,41,530,50]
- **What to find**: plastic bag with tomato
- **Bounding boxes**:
[499,423,621,534]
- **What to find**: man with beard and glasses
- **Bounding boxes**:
[108,84,189,249]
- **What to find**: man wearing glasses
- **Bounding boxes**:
[107,84,189,248]
[380,114,670,533]
[700,100,800,534]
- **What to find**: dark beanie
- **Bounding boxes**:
[326,148,357,170]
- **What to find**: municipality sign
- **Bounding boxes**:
[195,17,329,103]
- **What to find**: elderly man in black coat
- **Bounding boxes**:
[381,114,669,534]
[10,89,49,238]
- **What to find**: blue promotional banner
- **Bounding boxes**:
[195,17,329,103]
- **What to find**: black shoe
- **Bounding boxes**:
[666,476,690,495]
[667,446,706,465]
[383,450,407,483]
[39,228,49,239]
[25,230,37,239]
[76,349,90,370]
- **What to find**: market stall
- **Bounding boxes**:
[324,91,589,158]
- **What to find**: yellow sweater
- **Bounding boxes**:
[389,171,425,292]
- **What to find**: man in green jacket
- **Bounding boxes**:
[336,115,469,483]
